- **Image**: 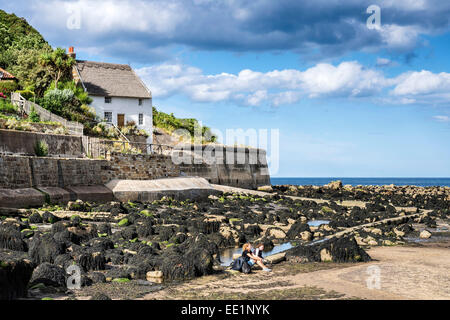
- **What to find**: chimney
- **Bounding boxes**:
[68,46,76,59]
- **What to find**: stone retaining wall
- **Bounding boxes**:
[0,153,178,189]
[0,129,83,157]
[104,153,180,181]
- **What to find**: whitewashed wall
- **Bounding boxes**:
[90,96,153,143]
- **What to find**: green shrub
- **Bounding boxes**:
[29,106,40,122]
[42,89,74,114]
[0,98,17,114]
[153,106,217,143]
[34,140,49,157]
[0,81,18,95]
[16,89,35,101]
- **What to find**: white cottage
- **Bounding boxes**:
[70,48,153,143]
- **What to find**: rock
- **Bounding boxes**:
[67,200,88,212]
[367,240,378,246]
[257,185,273,192]
[28,212,43,224]
[286,235,371,263]
[29,262,66,288]
[300,231,312,241]
[355,236,366,246]
[89,272,106,284]
[286,221,310,239]
[369,228,382,236]
[266,227,286,239]
[146,270,163,279]
[67,225,98,242]
[0,249,35,300]
[326,180,343,189]
[320,249,332,262]
[393,228,405,238]
[41,211,59,224]
[28,233,66,264]
[265,252,286,264]
[0,226,27,251]
[76,251,106,272]
[420,230,432,239]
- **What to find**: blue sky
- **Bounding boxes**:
[2,0,450,177]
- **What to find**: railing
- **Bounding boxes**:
[82,136,174,159]
[11,92,84,136]
[105,122,130,143]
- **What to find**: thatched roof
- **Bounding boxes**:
[75,60,151,99]
[0,67,17,80]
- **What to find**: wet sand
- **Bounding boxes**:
[143,241,450,300]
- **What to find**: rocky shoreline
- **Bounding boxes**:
[0,182,448,300]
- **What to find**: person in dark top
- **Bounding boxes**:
[242,243,271,272]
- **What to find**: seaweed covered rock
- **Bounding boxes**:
[76,251,106,272]
[89,272,106,284]
[41,211,60,224]
[158,234,216,280]
[0,226,28,251]
[29,262,66,288]
[286,222,311,239]
[286,235,371,263]
[0,249,35,300]
[67,224,98,243]
[28,233,66,264]
[28,212,43,224]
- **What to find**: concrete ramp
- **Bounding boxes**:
[105,177,221,202]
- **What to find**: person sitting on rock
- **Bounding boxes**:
[253,243,269,265]
[242,243,271,272]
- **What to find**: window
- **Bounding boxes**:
[105,97,112,103]
[138,98,143,106]
[104,112,113,123]
[138,113,144,125]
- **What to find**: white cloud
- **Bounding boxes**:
[39,0,189,34]
[137,61,390,106]
[392,70,450,96]
[433,115,450,122]
[137,61,450,107]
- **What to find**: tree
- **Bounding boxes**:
[11,46,53,97]
[39,47,75,89]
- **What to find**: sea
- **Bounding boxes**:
[270,177,450,187]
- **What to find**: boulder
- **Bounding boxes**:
[420,230,432,239]
[28,233,66,264]
[0,226,27,251]
[257,186,273,193]
[326,180,343,189]
[300,231,313,242]
[286,235,371,263]
[146,270,163,280]
[29,262,66,288]
[286,221,310,239]
[0,249,35,300]
[266,227,286,239]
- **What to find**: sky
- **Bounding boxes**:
[2,0,450,177]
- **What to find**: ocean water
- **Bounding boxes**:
[270,177,450,187]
